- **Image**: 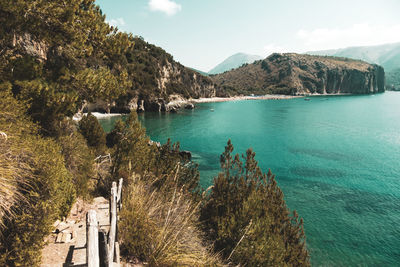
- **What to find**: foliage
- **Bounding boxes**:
[0,83,33,227]
[14,79,79,135]
[200,140,310,266]
[0,89,75,266]
[106,119,125,148]
[110,112,156,182]
[79,112,106,155]
[120,36,215,105]
[111,112,216,265]
[152,139,200,193]
[109,113,200,195]
[65,67,131,110]
[120,171,223,266]
[57,119,96,199]
[0,0,133,135]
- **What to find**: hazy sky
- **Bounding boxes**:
[95,0,400,72]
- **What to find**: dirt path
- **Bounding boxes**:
[40,197,110,267]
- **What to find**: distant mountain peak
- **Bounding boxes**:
[306,42,400,72]
[208,53,262,74]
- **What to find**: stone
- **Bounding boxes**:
[137,100,145,113]
[184,103,195,109]
[53,220,61,228]
[169,106,178,113]
[128,97,138,111]
[179,150,192,161]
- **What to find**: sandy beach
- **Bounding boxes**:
[73,112,122,121]
[191,94,303,103]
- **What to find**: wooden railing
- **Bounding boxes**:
[87,178,123,267]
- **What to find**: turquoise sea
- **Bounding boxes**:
[99,92,400,266]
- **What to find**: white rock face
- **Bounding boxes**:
[13,33,48,61]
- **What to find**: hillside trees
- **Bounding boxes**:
[201,140,310,266]
[0,0,133,135]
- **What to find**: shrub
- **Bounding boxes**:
[0,84,31,227]
[79,112,107,155]
[200,140,310,266]
[58,128,96,199]
[110,113,200,195]
[152,139,200,194]
[111,112,157,181]
[0,90,75,266]
[106,119,125,148]
[119,170,223,266]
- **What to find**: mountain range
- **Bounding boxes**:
[208,53,262,74]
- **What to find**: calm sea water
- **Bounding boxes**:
[100,92,400,266]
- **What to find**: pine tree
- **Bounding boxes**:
[200,140,310,266]
[78,112,106,155]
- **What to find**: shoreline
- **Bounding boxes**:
[73,112,122,121]
[190,92,377,103]
[191,94,303,103]
[78,92,383,119]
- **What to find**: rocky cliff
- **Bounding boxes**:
[5,32,217,114]
[110,37,217,113]
[212,53,385,96]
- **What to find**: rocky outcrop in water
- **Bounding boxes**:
[212,53,385,95]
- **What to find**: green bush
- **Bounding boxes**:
[79,112,107,155]
[200,140,310,266]
[58,122,96,199]
[106,119,125,148]
[0,90,75,266]
[110,112,156,181]
[110,113,200,195]
[119,172,223,266]
[152,139,200,194]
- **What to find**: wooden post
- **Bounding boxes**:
[87,210,99,267]
[117,178,123,208]
[99,230,109,267]
[115,242,121,264]
[108,182,117,265]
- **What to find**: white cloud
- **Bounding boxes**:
[297,23,400,51]
[149,0,181,16]
[263,44,289,57]
[107,17,126,28]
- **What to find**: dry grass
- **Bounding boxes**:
[0,131,31,228]
[119,167,224,266]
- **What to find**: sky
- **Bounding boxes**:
[95,0,400,72]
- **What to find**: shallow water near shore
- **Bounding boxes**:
[99,92,400,266]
